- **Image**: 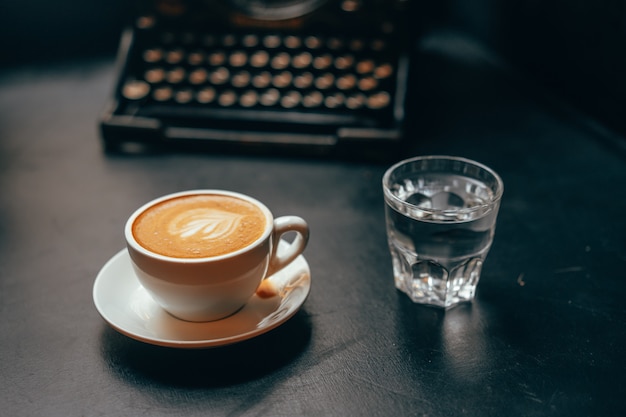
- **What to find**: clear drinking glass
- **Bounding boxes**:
[382,156,504,308]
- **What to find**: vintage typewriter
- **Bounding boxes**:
[100,0,412,158]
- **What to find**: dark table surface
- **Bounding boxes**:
[1,31,625,416]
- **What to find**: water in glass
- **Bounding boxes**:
[384,173,500,307]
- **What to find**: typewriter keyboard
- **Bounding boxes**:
[119,23,404,126]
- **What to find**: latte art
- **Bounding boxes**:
[132,194,267,258]
[171,208,247,240]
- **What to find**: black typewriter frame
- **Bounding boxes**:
[100,0,413,158]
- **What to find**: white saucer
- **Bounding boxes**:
[93,241,311,348]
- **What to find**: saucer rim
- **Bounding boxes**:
[92,247,311,348]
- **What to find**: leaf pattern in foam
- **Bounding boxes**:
[169,208,244,240]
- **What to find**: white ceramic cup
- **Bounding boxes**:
[125,190,309,322]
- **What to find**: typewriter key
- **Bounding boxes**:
[263,35,281,49]
[334,55,354,70]
[325,92,345,108]
[175,89,194,104]
[349,39,365,51]
[231,71,251,88]
[314,73,335,90]
[271,52,291,70]
[136,16,155,29]
[281,91,302,108]
[153,86,173,101]
[250,51,270,68]
[188,68,208,85]
[358,76,378,91]
[303,91,323,107]
[143,48,163,63]
[218,90,237,107]
[222,34,237,47]
[166,49,185,65]
[144,68,166,84]
[346,93,366,109]
[229,51,248,67]
[197,87,216,103]
[313,54,333,70]
[260,89,280,106]
[327,37,344,50]
[304,36,322,49]
[122,80,150,100]
[208,51,226,66]
[293,72,314,89]
[371,39,386,51]
[210,67,230,85]
[252,71,272,88]
[336,74,357,90]
[272,71,293,88]
[187,51,205,66]
[166,67,186,84]
[242,34,259,48]
[292,52,312,69]
[284,35,302,49]
[367,91,390,109]
[374,63,393,79]
[239,90,259,107]
[356,59,375,74]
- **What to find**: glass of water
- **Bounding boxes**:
[382,156,504,308]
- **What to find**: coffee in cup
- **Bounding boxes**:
[132,193,267,258]
[125,190,309,322]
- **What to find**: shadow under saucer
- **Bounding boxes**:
[99,308,312,388]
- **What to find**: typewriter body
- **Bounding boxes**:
[100,0,412,158]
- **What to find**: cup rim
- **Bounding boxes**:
[382,155,504,215]
[125,189,274,263]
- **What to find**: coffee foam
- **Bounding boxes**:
[132,194,267,258]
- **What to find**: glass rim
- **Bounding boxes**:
[382,155,504,215]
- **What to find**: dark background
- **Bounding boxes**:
[1,2,625,416]
[2,0,625,138]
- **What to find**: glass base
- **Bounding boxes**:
[393,256,483,308]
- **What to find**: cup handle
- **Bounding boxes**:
[266,216,309,277]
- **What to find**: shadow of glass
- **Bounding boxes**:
[396,295,496,382]
[395,288,535,386]
[99,309,312,389]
